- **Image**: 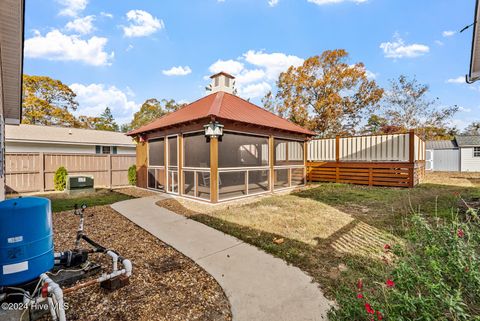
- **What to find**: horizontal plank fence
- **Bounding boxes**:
[5,153,135,194]
[307,131,426,188]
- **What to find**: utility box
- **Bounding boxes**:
[66,175,94,194]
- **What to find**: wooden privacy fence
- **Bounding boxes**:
[307,131,426,188]
[5,153,136,193]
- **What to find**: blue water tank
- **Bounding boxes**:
[0,197,54,286]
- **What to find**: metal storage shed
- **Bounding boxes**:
[426,140,459,172]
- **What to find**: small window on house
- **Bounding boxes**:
[225,77,230,87]
[474,147,480,157]
[215,77,219,87]
[96,145,114,154]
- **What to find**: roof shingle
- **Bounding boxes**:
[6,124,135,147]
[426,140,457,149]
[455,135,480,147]
[127,92,316,136]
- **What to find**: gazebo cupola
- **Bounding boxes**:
[210,72,235,94]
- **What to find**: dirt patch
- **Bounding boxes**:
[159,195,355,245]
[424,172,480,187]
[52,205,231,321]
[114,187,158,198]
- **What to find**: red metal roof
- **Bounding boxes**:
[128,92,316,136]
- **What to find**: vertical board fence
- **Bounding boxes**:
[307,131,426,188]
[5,153,136,193]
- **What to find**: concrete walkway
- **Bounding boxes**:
[111,196,332,321]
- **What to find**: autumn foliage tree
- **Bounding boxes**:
[463,122,480,135]
[22,74,79,126]
[264,50,384,137]
[93,107,119,131]
[371,75,458,140]
[125,98,186,131]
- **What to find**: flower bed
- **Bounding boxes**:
[330,202,480,321]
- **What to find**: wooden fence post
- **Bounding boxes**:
[335,135,340,183]
[39,152,45,192]
[108,154,112,189]
[408,130,415,188]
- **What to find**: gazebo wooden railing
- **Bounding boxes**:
[307,130,426,188]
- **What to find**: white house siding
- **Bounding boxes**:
[6,142,95,153]
[6,142,135,154]
[460,147,480,172]
[116,146,136,154]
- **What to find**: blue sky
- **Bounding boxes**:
[23,0,479,128]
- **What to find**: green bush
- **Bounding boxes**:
[330,209,480,321]
[54,166,68,191]
[128,165,137,186]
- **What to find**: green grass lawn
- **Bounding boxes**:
[42,189,135,212]
[158,181,480,302]
[296,182,480,235]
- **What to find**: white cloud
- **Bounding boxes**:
[243,50,304,80]
[446,76,465,84]
[70,83,139,124]
[442,30,456,37]
[240,82,272,98]
[162,66,192,76]
[236,69,267,86]
[207,50,303,99]
[380,34,429,59]
[209,59,245,75]
[122,10,164,38]
[449,118,470,130]
[307,0,368,5]
[268,0,279,6]
[65,15,95,34]
[100,12,113,18]
[24,29,114,66]
[57,0,88,17]
[458,106,472,113]
[435,40,444,46]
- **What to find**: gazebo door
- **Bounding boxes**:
[167,135,179,194]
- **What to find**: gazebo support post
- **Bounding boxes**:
[269,135,274,193]
[304,140,308,185]
[178,135,183,195]
[210,137,219,203]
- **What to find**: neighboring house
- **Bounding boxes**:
[426,136,480,172]
[0,0,25,199]
[5,124,136,155]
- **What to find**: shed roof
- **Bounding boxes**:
[455,135,480,147]
[426,140,458,150]
[5,124,135,147]
[128,91,316,136]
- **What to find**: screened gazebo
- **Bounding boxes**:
[128,72,316,203]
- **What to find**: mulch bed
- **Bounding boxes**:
[51,205,231,321]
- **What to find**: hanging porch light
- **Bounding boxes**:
[204,121,224,138]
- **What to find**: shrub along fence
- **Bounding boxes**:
[5,153,135,193]
[307,131,426,188]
